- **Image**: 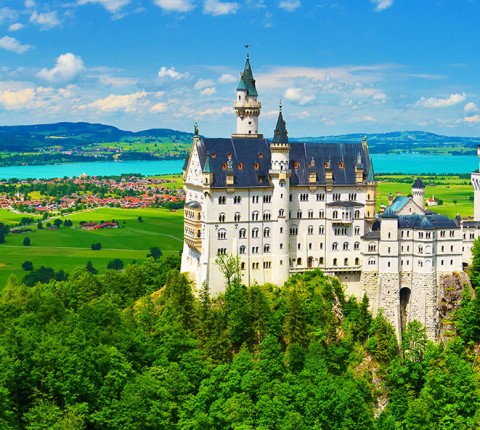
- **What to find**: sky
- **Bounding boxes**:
[1,0,480,138]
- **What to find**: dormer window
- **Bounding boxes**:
[293,161,299,169]
[212,153,216,158]
[258,152,263,159]
[254,162,260,170]
[238,162,243,170]
[339,161,345,169]
[222,163,227,170]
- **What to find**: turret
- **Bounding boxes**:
[472,145,480,221]
[203,152,213,186]
[232,54,262,139]
[269,107,290,286]
[412,177,425,210]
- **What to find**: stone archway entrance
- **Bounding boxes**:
[400,287,411,331]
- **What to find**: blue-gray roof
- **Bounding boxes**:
[237,55,258,97]
[272,110,288,144]
[390,196,410,212]
[382,206,398,218]
[413,177,426,189]
[396,213,458,229]
[195,137,375,188]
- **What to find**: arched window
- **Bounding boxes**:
[368,242,376,252]
[354,226,360,235]
[239,245,246,254]
[333,210,338,219]
[344,258,349,266]
[319,257,324,264]
[252,228,259,238]
[279,209,285,217]
[333,258,337,266]
[297,210,302,219]
[319,225,325,234]
[355,257,360,265]
[234,212,241,222]
[332,242,338,251]
[219,213,226,222]
[343,242,349,251]
[290,225,298,235]
[297,257,302,265]
[354,242,360,250]
[264,227,271,238]
[239,228,246,239]
[263,211,271,221]
[218,229,227,240]
[308,225,314,235]
[264,244,271,253]
[241,262,245,270]
[252,211,259,221]
[354,210,360,219]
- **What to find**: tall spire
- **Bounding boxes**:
[272,103,288,144]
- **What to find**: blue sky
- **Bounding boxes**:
[1,0,480,138]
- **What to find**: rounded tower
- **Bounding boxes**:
[232,54,263,139]
[269,106,290,285]
[472,145,480,221]
[412,178,425,210]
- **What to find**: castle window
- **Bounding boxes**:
[388,232,391,239]
[319,226,325,234]
[450,259,453,265]
[252,262,259,270]
[355,226,360,235]
[297,210,302,219]
[254,162,260,170]
[319,210,325,218]
[441,259,444,266]
[217,248,226,255]
[252,211,259,221]
[289,194,293,202]
[441,245,444,252]
[297,258,302,266]
[263,195,272,203]
[344,258,349,266]
[241,262,245,270]
[212,153,216,158]
[218,229,227,240]
[308,210,314,218]
[263,261,272,269]
[309,242,313,250]
[219,213,226,222]
[239,245,246,254]
[333,210,338,219]
[354,242,360,250]
[317,193,325,201]
[239,228,246,239]
[234,213,241,222]
[264,227,271,238]
[333,258,337,266]
[441,230,446,237]
[388,247,391,254]
[450,245,454,252]
[308,225,314,235]
[332,242,338,251]
[300,193,309,202]
[294,161,300,169]
[238,162,243,170]
[263,212,271,221]
[320,243,323,250]
[222,163,227,170]
[418,261,423,267]
[368,258,376,266]
[343,242,349,251]
[264,244,271,253]
[252,195,259,203]
[333,193,341,201]
[387,262,391,267]
[280,227,283,233]
[297,243,301,250]
[319,257,324,264]
[252,228,259,238]
[418,246,423,254]
[339,161,345,169]
[450,230,455,237]
[279,209,285,217]
[355,257,360,265]
[368,243,376,252]
[354,210,360,219]
[234,196,241,204]
[218,196,226,204]
[290,225,298,235]
[418,232,424,239]
[252,246,259,254]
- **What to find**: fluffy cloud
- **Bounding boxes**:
[465,115,480,124]
[38,53,85,82]
[351,87,387,103]
[279,0,301,12]
[154,0,195,12]
[219,73,237,84]
[77,0,131,13]
[98,75,138,86]
[30,11,61,30]
[158,66,189,79]
[8,23,23,31]
[203,0,238,15]
[0,36,32,54]
[200,87,216,96]
[464,102,479,114]
[0,88,35,109]
[284,87,315,105]
[371,0,393,12]
[194,79,215,90]
[151,102,167,113]
[415,93,466,108]
[80,90,148,112]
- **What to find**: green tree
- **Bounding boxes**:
[23,237,31,246]
[107,258,124,271]
[22,261,34,271]
[147,247,162,260]
[86,260,98,274]
[215,253,241,288]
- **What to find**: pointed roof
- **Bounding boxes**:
[202,152,213,173]
[272,108,288,144]
[237,55,258,97]
[413,177,426,189]
[382,205,398,219]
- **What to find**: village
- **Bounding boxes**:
[0,174,185,215]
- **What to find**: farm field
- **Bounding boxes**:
[0,207,184,289]
[377,174,474,218]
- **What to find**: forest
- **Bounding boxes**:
[0,245,479,429]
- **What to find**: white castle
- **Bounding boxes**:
[181,54,480,339]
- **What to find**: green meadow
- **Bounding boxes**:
[377,175,474,218]
[0,207,184,288]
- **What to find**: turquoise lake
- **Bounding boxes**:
[0,153,478,180]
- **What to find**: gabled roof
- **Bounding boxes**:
[237,55,258,97]
[390,196,410,212]
[382,206,398,218]
[195,138,375,188]
[396,213,457,229]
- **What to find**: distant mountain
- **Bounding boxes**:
[291,131,480,155]
[0,122,194,152]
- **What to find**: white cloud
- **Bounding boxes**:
[465,115,480,124]
[371,0,393,12]
[197,106,232,116]
[0,88,35,109]
[415,93,466,108]
[200,87,216,96]
[351,87,387,103]
[284,87,315,105]
[151,102,167,113]
[25,0,36,8]
[279,0,301,12]
[203,0,238,16]
[77,0,131,13]
[194,79,215,90]
[0,36,32,54]
[30,11,61,30]
[38,53,85,82]
[8,23,23,32]
[154,0,195,12]
[80,90,148,112]
[464,102,479,114]
[219,73,236,84]
[158,66,189,79]
[98,75,138,86]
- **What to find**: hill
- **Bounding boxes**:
[291,131,480,155]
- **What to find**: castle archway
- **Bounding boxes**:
[400,287,411,332]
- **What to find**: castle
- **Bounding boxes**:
[181,54,479,339]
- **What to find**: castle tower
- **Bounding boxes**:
[232,54,263,139]
[412,178,425,210]
[269,106,291,285]
[472,145,480,221]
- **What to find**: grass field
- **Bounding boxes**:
[377,175,474,218]
[0,207,184,288]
